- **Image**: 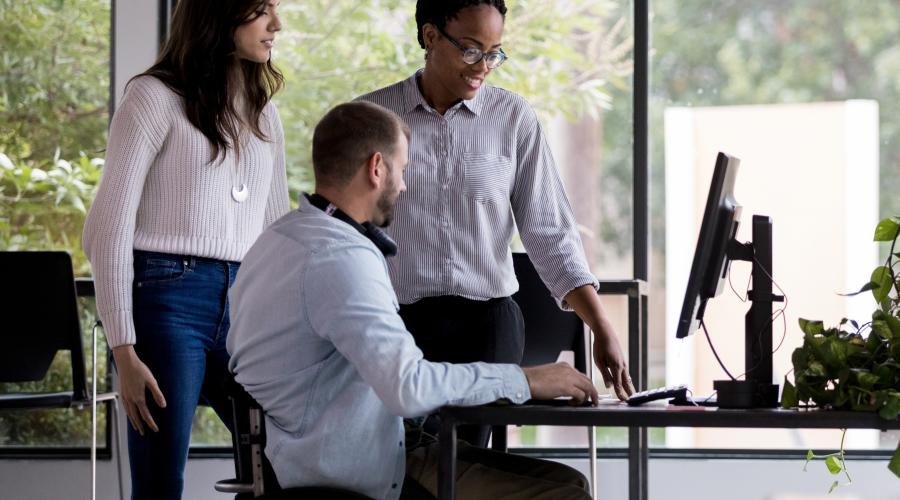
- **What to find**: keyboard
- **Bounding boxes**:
[627,384,688,406]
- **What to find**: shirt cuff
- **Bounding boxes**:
[504,365,532,404]
[556,274,601,311]
[99,309,137,348]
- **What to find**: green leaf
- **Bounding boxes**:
[807,361,827,378]
[804,449,814,471]
[873,218,900,242]
[825,455,843,475]
[820,338,848,372]
[871,267,894,304]
[872,320,893,341]
[799,318,825,336]
[854,370,879,389]
[840,281,878,297]
[781,377,798,408]
[890,443,900,479]
[878,392,900,420]
[885,314,900,338]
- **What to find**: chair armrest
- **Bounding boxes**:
[214,478,254,494]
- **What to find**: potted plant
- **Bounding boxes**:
[781,216,900,490]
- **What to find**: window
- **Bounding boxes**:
[0,0,112,452]
[651,1,899,452]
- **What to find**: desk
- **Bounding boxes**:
[437,401,900,500]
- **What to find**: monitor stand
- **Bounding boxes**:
[714,215,782,408]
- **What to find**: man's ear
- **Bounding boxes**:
[365,152,384,188]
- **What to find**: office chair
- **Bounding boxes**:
[214,375,376,500]
[0,251,120,500]
[492,252,598,496]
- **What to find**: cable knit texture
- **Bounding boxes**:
[83,75,290,348]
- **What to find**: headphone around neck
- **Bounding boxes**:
[305,193,398,257]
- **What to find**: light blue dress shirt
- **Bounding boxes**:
[226,196,531,500]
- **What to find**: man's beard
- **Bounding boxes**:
[374,176,397,228]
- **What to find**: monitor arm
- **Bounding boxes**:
[715,215,782,408]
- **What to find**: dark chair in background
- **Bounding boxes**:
[214,375,377,500]
[491,252,597,494]
[0,251,120,500]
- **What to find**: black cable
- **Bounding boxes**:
[751,253,790,356]
[733,253,790,381]
[727,264,751,302]
[701,319,737,381]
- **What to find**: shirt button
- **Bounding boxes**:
[516,392,523,399]
[442,184,448,190]
[392,483,398,489]
[400,441,404,447]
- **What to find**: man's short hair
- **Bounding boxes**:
[312,101,411,187]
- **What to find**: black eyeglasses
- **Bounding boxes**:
[435,26,508,69]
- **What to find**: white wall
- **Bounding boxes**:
[664,101,880,449]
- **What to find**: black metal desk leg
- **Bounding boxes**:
[629,427,648,500]
[438,416,458,500]
[628,292,649,500]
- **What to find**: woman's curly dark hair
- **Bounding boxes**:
[415,0,507,48]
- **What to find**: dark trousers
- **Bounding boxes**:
[402,442,591,500]
[399,295,525,446]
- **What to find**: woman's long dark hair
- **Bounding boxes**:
[139,0,284,162]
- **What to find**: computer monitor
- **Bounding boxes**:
[676,152,741,340]
[674,152,781,408]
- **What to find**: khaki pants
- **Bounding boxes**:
[405,442,591,500]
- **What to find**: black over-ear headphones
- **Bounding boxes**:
[306,193,398,257]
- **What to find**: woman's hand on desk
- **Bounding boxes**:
[563,284,636,402]
[592,325,635,402]
[522,362,599,406]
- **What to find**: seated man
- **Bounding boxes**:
[227,101,597,500]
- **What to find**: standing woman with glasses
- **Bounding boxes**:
[82,1,288,498]
[358,0,635,446]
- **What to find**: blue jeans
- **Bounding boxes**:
[126,250,239,500]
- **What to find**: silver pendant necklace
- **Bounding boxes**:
[231,183,248,203]
[230,145,247,203]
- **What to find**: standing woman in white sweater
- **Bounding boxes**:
[82,1,289,498]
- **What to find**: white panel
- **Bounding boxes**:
[113,0,160,108]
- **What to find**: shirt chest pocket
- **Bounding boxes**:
[459,153,513,205]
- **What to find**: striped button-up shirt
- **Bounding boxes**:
[358,71,598,307]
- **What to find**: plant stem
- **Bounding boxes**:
[839,428,853,484]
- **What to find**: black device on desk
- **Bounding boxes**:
[627,385,688,406]
[671,152,782,408]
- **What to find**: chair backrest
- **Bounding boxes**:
[0,251,87,401]
[511,252,588,374]
[220,374,271,498]
[218,376,379,499]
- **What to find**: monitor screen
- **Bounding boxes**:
[675,152,742,339]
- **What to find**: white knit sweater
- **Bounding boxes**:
[83,75,291,348]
